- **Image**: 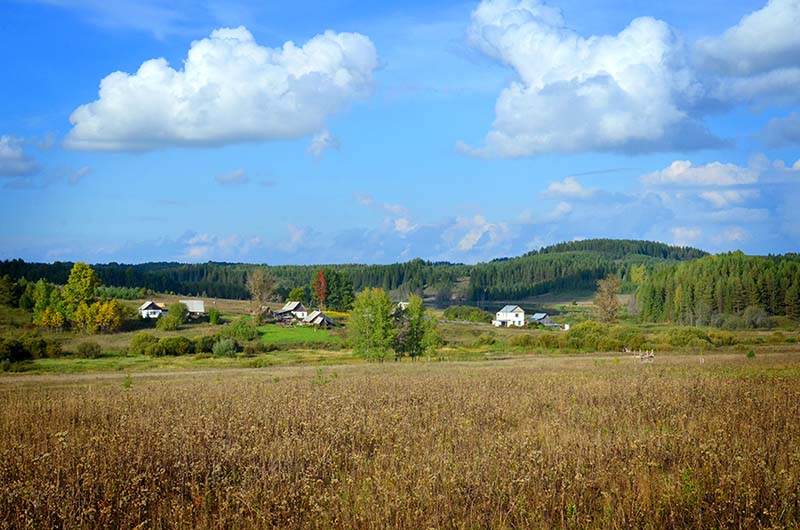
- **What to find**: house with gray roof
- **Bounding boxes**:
[492,305,525,327]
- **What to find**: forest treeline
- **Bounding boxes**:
[637,252,800,324]
[0,239,709,303]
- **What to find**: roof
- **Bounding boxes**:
[179,299,206,313]
[303,310,334,326]
[279,301,306,313]
[498,305,523,313]
[531,312,548,320]
[139,301,162,311]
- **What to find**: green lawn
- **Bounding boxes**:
[257,323,343,344]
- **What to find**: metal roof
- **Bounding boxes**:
[531,312,548,320]
[499,305,523,313]
[280,301,305,313]
[179,299,206,313]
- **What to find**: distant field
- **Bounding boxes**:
[1,352,798,529]
[258,323,344,344]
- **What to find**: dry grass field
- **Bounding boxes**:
[1,352,799,529]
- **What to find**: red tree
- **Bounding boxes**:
[313,269,328,308]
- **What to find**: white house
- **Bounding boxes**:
[492,305,525,327]
[139,301,166,319]
[277,301,308,320]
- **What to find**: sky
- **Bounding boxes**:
[0,0,798,265]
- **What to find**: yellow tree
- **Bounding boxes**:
[594,275,621,322]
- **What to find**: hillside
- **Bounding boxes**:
[0,239,707,303]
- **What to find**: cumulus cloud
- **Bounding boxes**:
[460,0,715,157]
[641,160,758,186]
[696,0,800,105]
[671,226,702,246]
[696,0,800,77]
[214,168,248,186]
[698,189,758,208]
[0,135,39,177]
[306,129,340,159]
[542,177,594,198]
[183,232,262,260]
[65,27,378,151]
[764,112,800,147]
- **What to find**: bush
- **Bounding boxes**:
[708,331,737,347]
[158,336,194,356]
[75,341,102,359]
[156,315,181,331]
[212,338,238,357]
[742,305,770,329]
[0,338,29,362]
[663,327,710,348]
[208,308,221,325]
[194,334,219,353]
[144,342,167,357]
[243,341,267,356]
[221,319,259,341]
[129,332,159,356]
[443,306,494,323]
[746,349,756,358]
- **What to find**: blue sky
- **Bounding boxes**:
[0,0,798,264]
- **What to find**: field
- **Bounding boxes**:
[2,352,799,529]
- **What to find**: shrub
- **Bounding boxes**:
[663,327,710,348]
[443,306,494,323]
[221,319,259,341]
[212,338,238,357]
[708,331,737,347]
[156,315,181,331]
[243,341,267,356]
[194,334,219,353]
[144,342,167,357]
[159,336,194,356]
[566,321,607,351]
[208,308,221,325]
[75,341,102,359]
[0,338,29,362]
[742,305,770,329]
[129,332,159,356]
[746,349,756,358]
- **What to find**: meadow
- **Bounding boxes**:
[1,352,799,529]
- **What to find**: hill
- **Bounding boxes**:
[0,239,707,304]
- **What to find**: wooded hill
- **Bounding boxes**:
[637,251,800,323]
[0,239,705,304]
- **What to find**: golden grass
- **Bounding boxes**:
[1,353,799,529]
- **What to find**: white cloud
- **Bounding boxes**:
[696,0,800,77]
[711,226,750,245]
[183,232,262,260]
[542,177,594,198]
[641,160,758,186]
[696,0,800,105]
[394,218,416,234]
[671,226,702,246]
[699,189,758,208]
[461,0,713,157]
[0,135,39,177]
[444,215,511,252]
[214,168,248,186]
[306,129,340,159]
[65,27,378,151]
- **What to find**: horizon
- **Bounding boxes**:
[1,0,799,265]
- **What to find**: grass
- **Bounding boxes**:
[258,323,344,344]
[1,352,798,529]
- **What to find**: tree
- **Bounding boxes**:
[92,300,127,333]
[74,301,95,334]
[63,262,101,314]
[0,275,19,307]
[348,288,396,361]
[246,268,275,310]
[594,275,621,322]
[288,287,307,303]
[313,269,328,308]
[394,295,440,360]
[166,302,189,325]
